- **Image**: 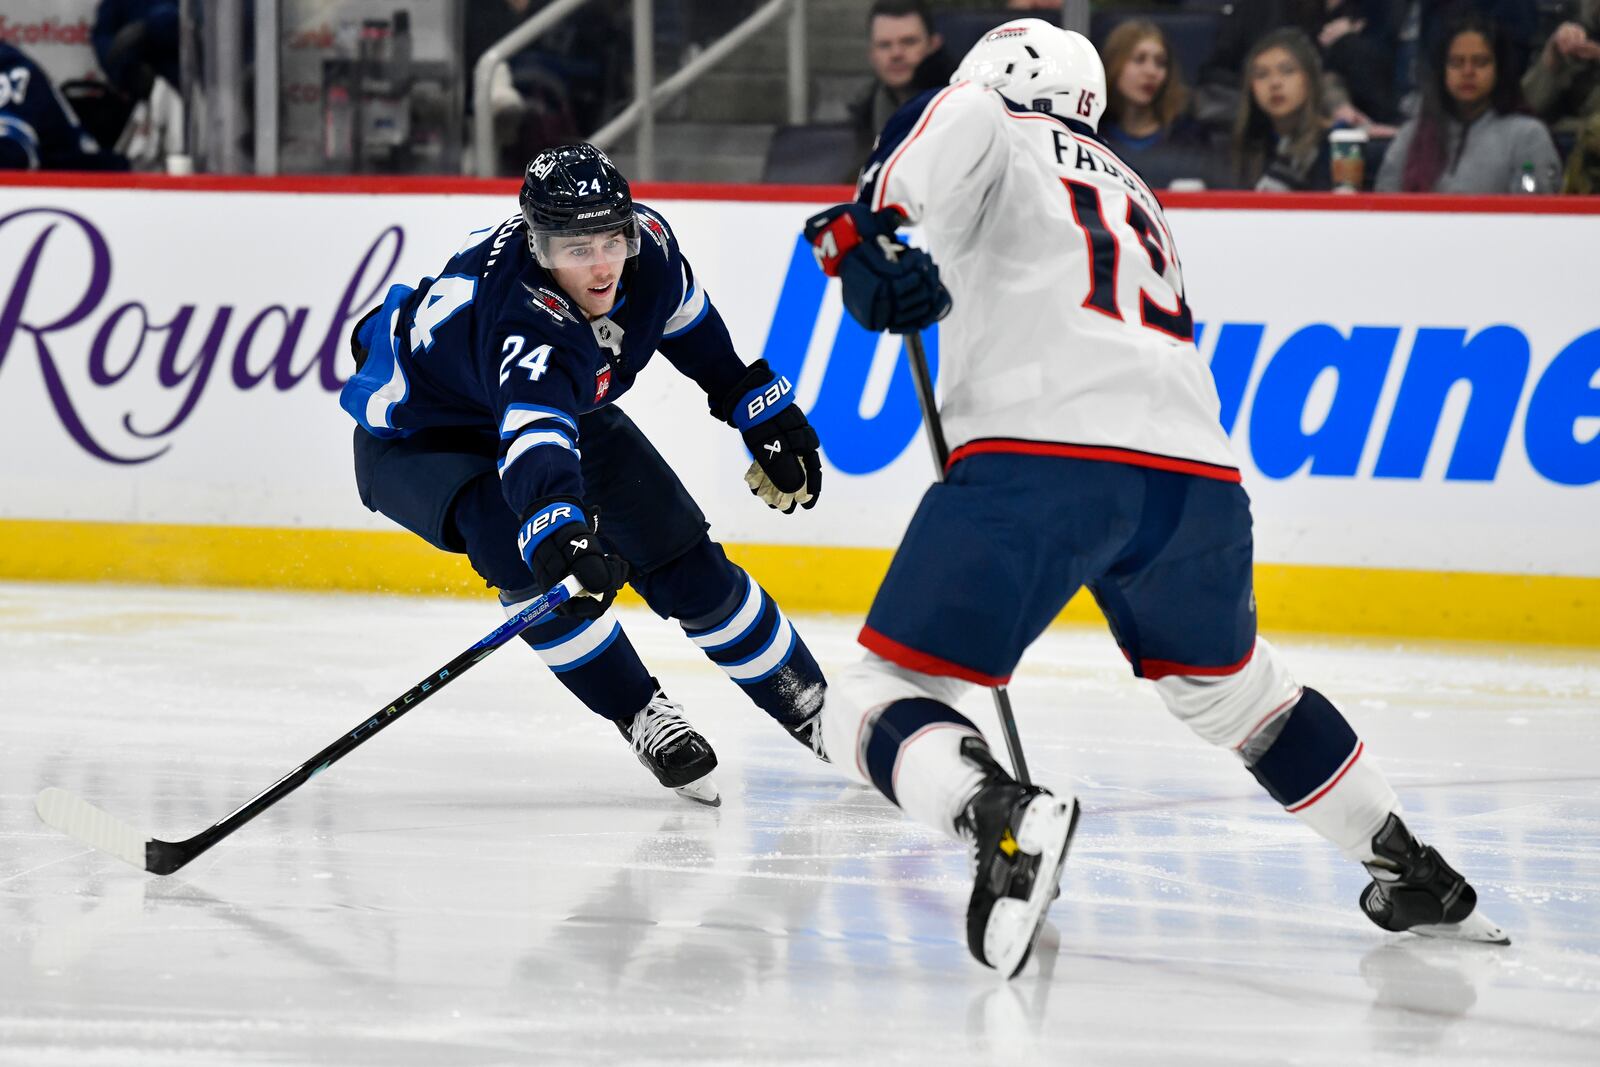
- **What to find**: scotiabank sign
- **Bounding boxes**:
[0,2,100,85]
[0,185,1594,577]
[0,16,91,47]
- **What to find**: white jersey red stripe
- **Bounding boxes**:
[860,81,1238,477]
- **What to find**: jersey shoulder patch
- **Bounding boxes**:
[518,281,583,328]
[633,203,676,256]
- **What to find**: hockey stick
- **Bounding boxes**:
[35,575,585,875]
[903,330,1032,785]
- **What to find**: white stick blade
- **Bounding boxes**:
[35,787,150,871]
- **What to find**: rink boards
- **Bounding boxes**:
[0,175,1596,644]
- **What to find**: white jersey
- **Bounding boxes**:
[860,82,1238,479]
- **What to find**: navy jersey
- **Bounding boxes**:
[0,43,127,171]
[340,202,748,522]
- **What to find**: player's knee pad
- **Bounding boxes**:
[1150,636,1301,750]
[821,657,986,839]
[631,535,743,623]
[1245,686,1399,859]
[821,654,973,782]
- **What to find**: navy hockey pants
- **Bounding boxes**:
[352,405,826,725]
[860,452,1256,686]
[354,404,735,618]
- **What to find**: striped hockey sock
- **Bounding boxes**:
[501,592,654,721]
[1245,687,1400,862]
[680,569,826,727]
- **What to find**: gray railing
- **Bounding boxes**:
[471,0,596,178]
[590,0,806,176]
[473,0,808,179]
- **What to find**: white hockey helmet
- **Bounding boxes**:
[952,19,1108,131]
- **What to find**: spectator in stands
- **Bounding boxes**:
[845,0,957,179]
[94,0,180,99]
[1376,15,1561,193]
[1522,2,1600,138]
[1196,1,1399,132]
[1103,19,1190,150]
[0,40,129,171]
[1395,1,1540,119]
[1100,19,1218,188]
[1231,29,1334,190]
[1562,111,1600,193]
[88,0,183,168]
[467,0,631,173]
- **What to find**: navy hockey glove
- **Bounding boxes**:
[804,203,952,334]
[518,499,630,619]
[717,360,822,514]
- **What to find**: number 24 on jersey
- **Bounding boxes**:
[499,336,552,384]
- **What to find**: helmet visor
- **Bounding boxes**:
[531,219,641,269]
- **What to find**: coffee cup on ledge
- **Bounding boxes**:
[1329,128,1369,193]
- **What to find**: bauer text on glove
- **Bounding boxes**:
[717,360,822,514]
[518,498,630,618]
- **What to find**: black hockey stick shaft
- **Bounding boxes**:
[903,331,1032,785]
[125,577,579,875]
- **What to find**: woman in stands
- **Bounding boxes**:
[1230,28,1334,191]
[1377,14,1562,193]
[1100,19,1212,187]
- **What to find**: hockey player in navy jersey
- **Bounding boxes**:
[804,20,1506,975]
[0,42,128,171]
[341,143,828,806]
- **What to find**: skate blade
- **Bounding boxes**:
[1410,908,1510,946]
[673,774,721,808]
[984,795,1080,980]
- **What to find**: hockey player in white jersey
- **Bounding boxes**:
[803,19,1508,976]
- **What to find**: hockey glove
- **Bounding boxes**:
[518,498,630,619]
[717,359,822,514]
[803,203,952,334]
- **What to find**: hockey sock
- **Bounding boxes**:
[680,569,826,727]
[1245,687,1399,862]
[859,698,987,839]
[502,593,654,721]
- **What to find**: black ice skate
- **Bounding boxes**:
[784,709,829,763]
[616,683,720,807]
[1359,813,1508,944]
[955,740,1079,978]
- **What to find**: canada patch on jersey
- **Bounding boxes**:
[594,363,613,402]
[521,282,580,325]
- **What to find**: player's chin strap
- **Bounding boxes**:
[902,329,1032,786]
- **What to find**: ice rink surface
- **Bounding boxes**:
[2,581,1598,1066]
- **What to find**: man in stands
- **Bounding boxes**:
[845,0,957,178]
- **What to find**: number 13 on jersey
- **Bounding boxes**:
[1062,179,1194,343]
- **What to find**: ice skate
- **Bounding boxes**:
[784,708,829,763]
[1359,814,1508,945]
[955,743,1079,978]
[616,683,721,807]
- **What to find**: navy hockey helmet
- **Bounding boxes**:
[519,143,641,269]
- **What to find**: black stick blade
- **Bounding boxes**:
[35,787,158,873]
